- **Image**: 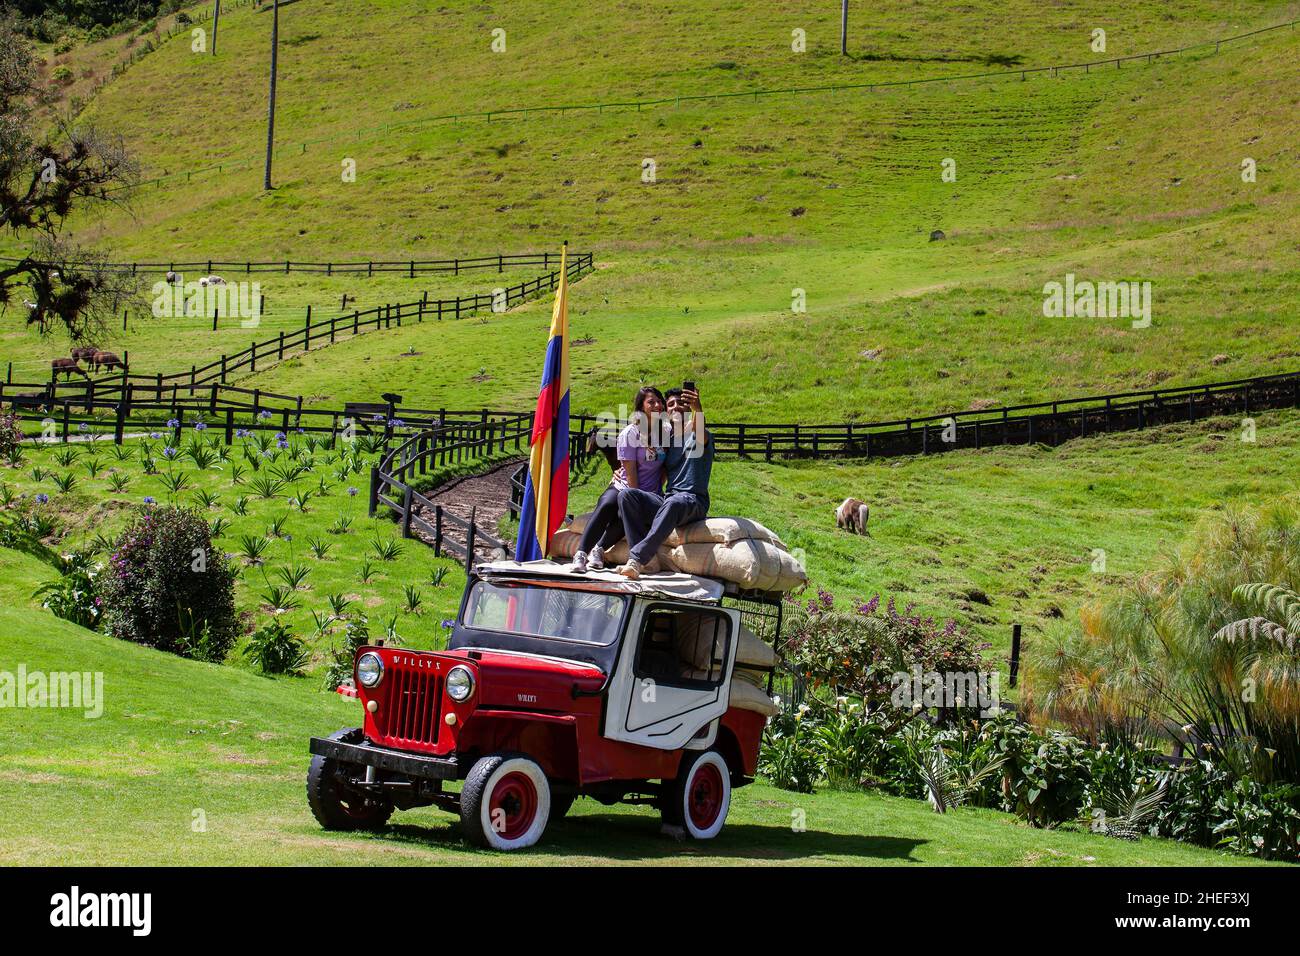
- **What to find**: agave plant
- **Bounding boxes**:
[326,592,352,616]
[275,563,311,591]
[232,495,251,516]
[248,476,286,500]
[158,471,190,497]
[267,512,290,539]
[258,581,302,615]
[370,536,403,562]
[208,516,231,540]
[52,472,77,493]
[402,584,424,614]
[107,472,129,493]
[328,514,353,535]
[83,457,103,479]
[228,462,247,486]
[307,536,333,560]
[109,445,132,463]
[236,533,270,566]
[193,488,220,509]
[53,447,78,468]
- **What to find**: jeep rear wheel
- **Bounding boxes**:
[307,728,394,831]
[461,753,552,850]
[663,749,731,840]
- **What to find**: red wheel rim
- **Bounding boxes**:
[489,770,539,841]
[687,762,724,831]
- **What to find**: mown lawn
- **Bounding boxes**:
[0,580,1272,866]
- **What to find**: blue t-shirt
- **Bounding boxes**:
[663,425,713,504]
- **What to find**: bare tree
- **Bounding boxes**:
[0,16,141,342]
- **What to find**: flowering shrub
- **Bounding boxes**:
[99,505,239,661]
[0,408,24,464]
[780,588,990,713]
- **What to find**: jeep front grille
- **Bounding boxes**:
[377,663,443,748]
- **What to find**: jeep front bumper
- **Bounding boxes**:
[309,736,460,781]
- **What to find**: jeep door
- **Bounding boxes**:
[602,602,739,751]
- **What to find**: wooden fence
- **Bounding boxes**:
[2,252,593,398]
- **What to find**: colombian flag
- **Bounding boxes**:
[515,244,570,562]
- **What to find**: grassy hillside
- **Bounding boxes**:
[0,553,1269,865]
[0,1,1289,425]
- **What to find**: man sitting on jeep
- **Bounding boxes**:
[615,385,713,580]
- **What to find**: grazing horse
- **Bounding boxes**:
[835,496,870,535]
[70,346,98,363]
[51,357,88,380]
[91,350,127,373]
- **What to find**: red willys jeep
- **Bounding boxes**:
[307,559,783,850]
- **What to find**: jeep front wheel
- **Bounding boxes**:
[306,728,394,831]
[664,749,731,840]
[461,753,552,850]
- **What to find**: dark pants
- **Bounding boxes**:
[577,485,626,554]
[618,489,708,565]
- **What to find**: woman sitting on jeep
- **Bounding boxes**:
[569,386,666,573]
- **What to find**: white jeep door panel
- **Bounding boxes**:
[603,602,739,751]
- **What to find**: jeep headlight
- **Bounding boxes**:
[357,652,384,688]
[446,665,475,702]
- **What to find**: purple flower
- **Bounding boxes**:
[347,486,358,497]
[276,439,289,449]
[34,492,49,504]
[440,619,455,629]
[77,422,89,432]
[149,432,161,439]
[162,447,178,459]
[194,422,207,432]
[166,418,180,429]
[143,496,156,504]
[258,410,272,420]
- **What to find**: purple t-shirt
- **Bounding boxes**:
[613,422,664,492]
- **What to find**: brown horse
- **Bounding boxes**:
[70,346,98,363]
[51,357,88,380]
[91,350,126,373]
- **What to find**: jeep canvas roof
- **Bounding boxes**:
[473,559,726,604]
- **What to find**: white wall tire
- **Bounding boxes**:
[461,753,552,851]
[667,750,731,840]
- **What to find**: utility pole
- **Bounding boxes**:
[840,0,848,55]
[212,0,220,55]
[263,0,280,190]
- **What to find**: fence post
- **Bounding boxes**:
[368,465,380,517]
[114,403,125,444]
[466,506,477,573]
[225,408,234,444]
[434,505,443,556]
[400,486,414,538]
[1009,623,1023,688]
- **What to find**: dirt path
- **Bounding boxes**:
[409,458,522,560]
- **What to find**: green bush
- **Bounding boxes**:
[0,408,24,464]
[32,550,101,630]
[243,619,309,675]
[100,505,239,662]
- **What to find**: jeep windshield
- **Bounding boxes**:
[461,580,627,649]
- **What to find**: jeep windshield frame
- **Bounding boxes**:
[450,577,632,673]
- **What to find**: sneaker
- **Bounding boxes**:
[569,551,589,573]
[616,558,646,580]
[588,546,606,569]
